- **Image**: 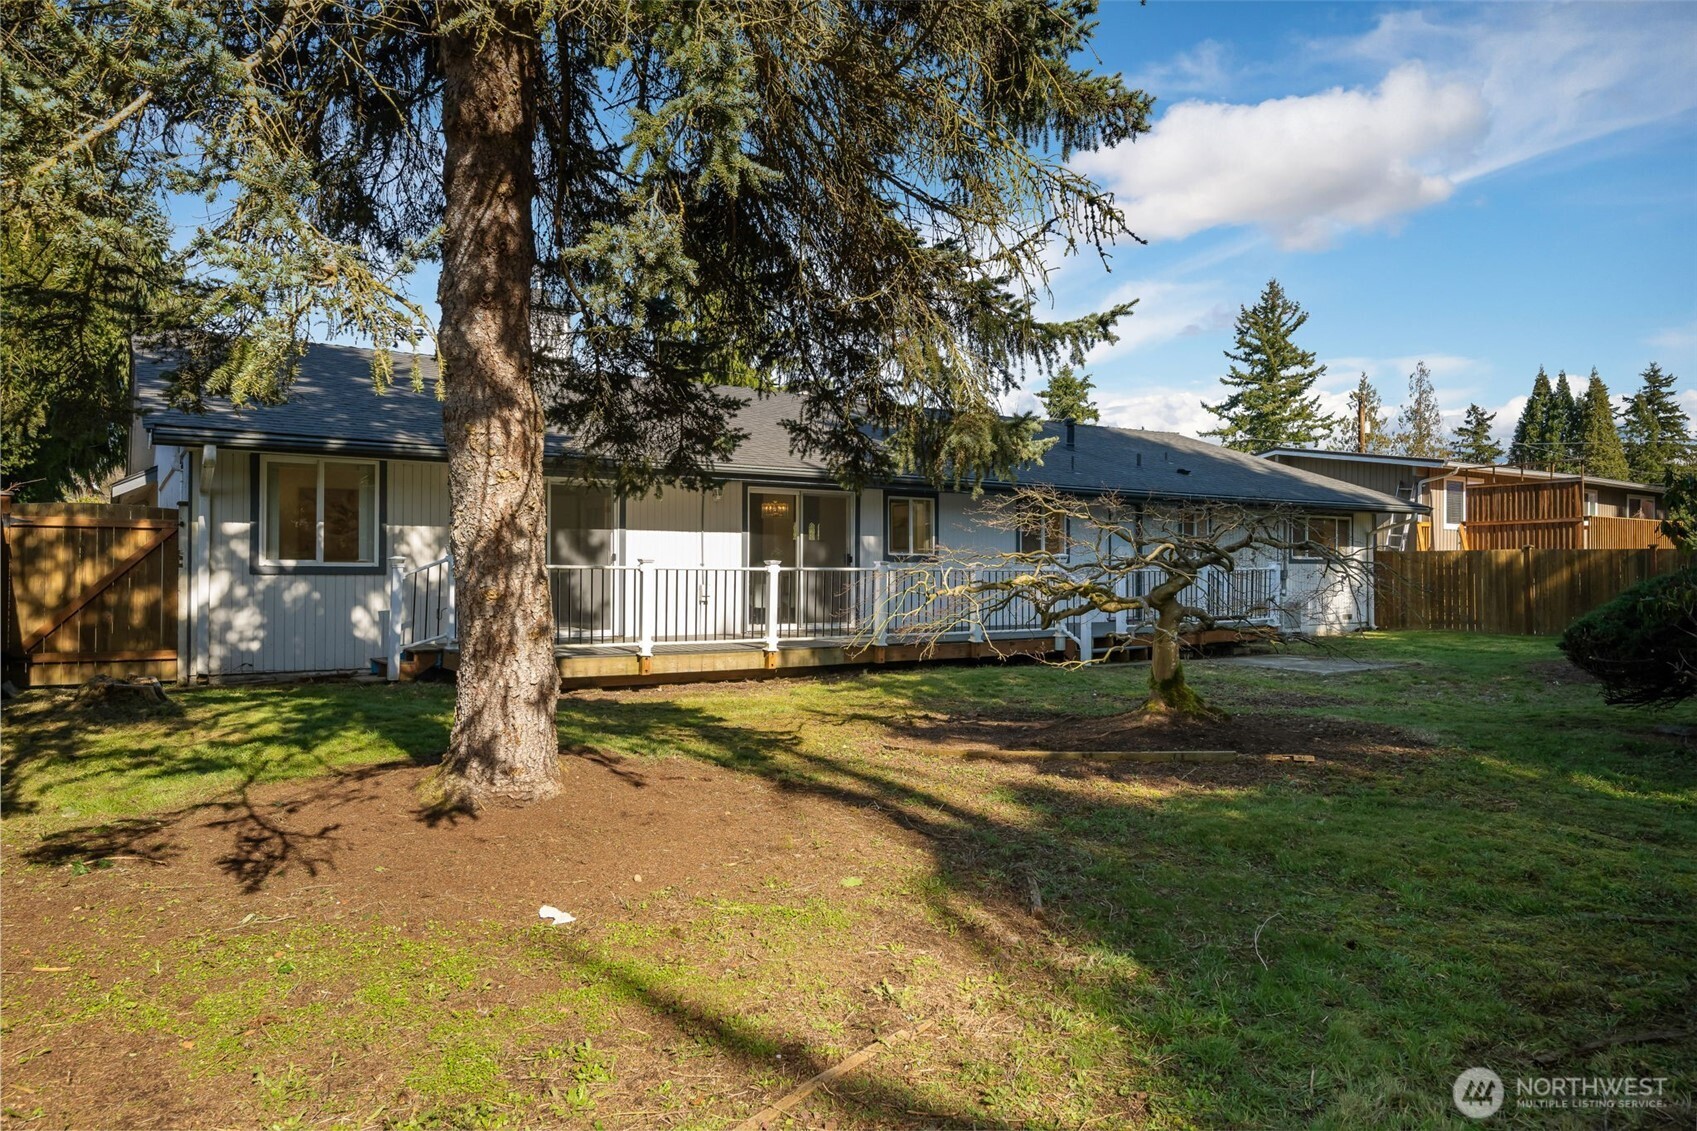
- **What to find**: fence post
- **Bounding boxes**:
[874,560,890,646]
[387,555,406,682]
[637,559,656,657]
[764,560,782,654]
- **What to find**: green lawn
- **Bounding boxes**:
[2,633,1694,1129]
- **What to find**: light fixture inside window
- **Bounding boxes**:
[760,498,791,518]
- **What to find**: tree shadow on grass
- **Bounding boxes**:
[532,933,1007,1130]
[554,672,1697,1127]
[9,684,453,887]
[0,682,451,819]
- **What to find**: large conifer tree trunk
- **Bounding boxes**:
[437,13,561,805]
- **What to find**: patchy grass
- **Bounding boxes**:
[3,633,1695,1129]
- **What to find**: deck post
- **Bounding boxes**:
[444,555,457,643]
[1051,567,1067,653]
[874,560,890,647]
[967,568,985,644]
[387,555,406,682]
[637,558,656,658]
[763,560,783,655]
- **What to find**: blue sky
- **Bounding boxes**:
[1014,0,1697,443]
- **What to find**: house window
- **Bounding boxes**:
[1292,515,1351,560]
[1018,513,1067,556]
[1584,490,1600,517]
[1174,511,1208,538]
[548,484,616,566]
[1444,481,1465,529]
[261,457,377,564]
[1628,495,1654,520]
[887,497,935,557]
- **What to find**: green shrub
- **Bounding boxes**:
[1560,566,1697,706]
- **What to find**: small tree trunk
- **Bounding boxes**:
[1144,599,1211,716]
[436,12,561,805]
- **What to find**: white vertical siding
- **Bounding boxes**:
[197,452,449,675]
[623,484,744,567]
[858,488,884,562]
[937,491,1009,558]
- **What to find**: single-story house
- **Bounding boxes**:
[119,345,1420,681]
[1256,448,1669,551]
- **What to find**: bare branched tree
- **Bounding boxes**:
[871,487,1374,716]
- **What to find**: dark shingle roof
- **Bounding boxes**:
[136,343,1418,513]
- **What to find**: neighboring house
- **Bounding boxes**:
[1258,448,1669,551]
[123,344,1419,680]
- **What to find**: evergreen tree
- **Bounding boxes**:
[1509,368,1555,467]
[1552,370,1580,471]
[1392,360,1446,458]
[1202,279,1339,451]
[1450,404,1504,464]
[8,0,1152,806]
[1619,362,1690,482]
[1326,372,1391,453]
[1574,370,1629,479]
[1034,365,1101,423]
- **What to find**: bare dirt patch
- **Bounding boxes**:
[886,707,1433,778]
[1,750,1110,1128]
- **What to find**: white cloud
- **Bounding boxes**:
[1337,6,1697,184]
[1066,278,1235,364]
[1079,64,1485,249]
[1124,40,1235,98]
[1648,320,1697,355]
[1080,4,1697,249]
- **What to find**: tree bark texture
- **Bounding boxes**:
[437,12,561,804]
[1145,595,1209,716]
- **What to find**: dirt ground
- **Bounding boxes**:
[1,707,1427,1129]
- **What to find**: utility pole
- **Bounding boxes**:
[1357,393,1367,454]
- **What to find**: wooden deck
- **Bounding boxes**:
[396,626,1273,689]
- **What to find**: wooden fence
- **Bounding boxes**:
[1375,548,1693,636]
[2,500,180,686]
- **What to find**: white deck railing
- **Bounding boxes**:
[386,556,1283,678]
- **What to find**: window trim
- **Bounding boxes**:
[547,479,621,566]
[886,494,938,559]
[1290,514,1352,562]
[1584,489,1601,518]
[1017,513,1069,559]
[1443,480,1466,530]
[249,453,386,575]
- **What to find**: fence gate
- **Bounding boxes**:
[2,500,180,686]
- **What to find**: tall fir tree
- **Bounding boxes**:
[1202,279,1339,451]
[1619,362,1690,482]
[1574,370,1629,479]
[1513,365,1554,461]
[1326,372,1391,453]
[1552,370,1581,471]
[1392,360,1446,458]
[1450,404,1504,464]
[1033,365,1101,423]
[7,0,1152,806]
